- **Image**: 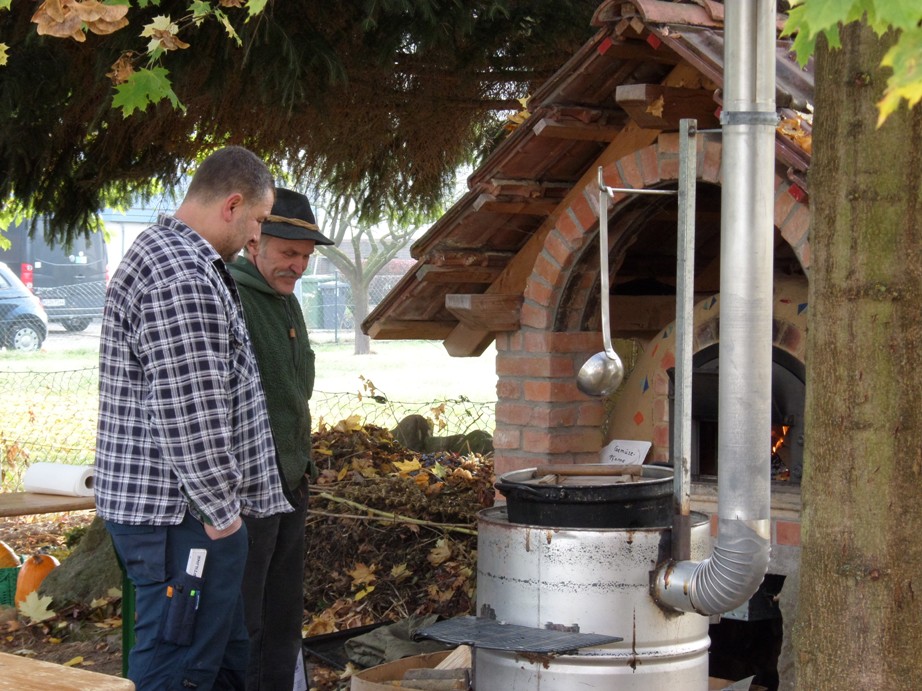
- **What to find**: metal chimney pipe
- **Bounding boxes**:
[654,0,775,615]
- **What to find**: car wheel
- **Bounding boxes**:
[10,323,43,352]
[61,318,92,332]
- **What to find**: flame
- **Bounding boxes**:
[772,425,790,455]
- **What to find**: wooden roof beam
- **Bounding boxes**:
[366,319,456,340]
[415,265,504,284]
[533,117,625,142]
[429,249,514,267]
[615,83,719,129]
[445,294,522,333]
[473,193,559,216]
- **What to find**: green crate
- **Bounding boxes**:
[0,564,20,606]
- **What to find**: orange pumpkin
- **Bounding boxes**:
[14,554,59,605]
[0,541,18,569]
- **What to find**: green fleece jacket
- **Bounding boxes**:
[229,256,316,491]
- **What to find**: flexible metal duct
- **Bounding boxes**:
[654,0,775,614]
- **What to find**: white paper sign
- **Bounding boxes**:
[600,439,652,465]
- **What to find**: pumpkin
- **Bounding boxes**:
[0,541,18,569]
[14,554,59,605]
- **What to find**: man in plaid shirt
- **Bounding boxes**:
[95,146,292,690]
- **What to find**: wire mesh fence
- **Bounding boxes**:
[0,367,495,492]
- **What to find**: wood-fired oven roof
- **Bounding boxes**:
[362,0,814,356]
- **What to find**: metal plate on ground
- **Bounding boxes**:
[416,616,622,653]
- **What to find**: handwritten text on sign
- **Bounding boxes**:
[601,439,652,465]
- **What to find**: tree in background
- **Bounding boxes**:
[307,190,431,355]
[784,2,922,687]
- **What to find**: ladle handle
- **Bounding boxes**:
[535,464,643,477]
[598,167,618,361]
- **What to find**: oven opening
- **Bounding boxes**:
[668,344,806,484]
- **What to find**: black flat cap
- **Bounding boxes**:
[261,188,334,245]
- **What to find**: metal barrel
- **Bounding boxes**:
[475,507,712,689]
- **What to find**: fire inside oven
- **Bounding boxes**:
[669,345,806,483]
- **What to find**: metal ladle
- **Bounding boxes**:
[577,167,625,397]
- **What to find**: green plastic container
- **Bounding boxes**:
[0,564,20,606]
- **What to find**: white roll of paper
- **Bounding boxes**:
[22,462,95,497]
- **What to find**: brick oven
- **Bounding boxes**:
[364,2,813,687]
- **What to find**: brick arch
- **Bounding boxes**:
[492,135,812,479]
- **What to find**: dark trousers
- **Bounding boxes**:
[106,512,250,691]
[241,481,309,690]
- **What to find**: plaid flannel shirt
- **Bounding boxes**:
[94,215,292,530]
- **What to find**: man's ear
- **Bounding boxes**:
[221,192,244,222]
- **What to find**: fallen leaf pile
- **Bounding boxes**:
[303,415,494,640]
[0,415,496,688]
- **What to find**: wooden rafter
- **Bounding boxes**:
[615,84,719,129]
[441,62,703,357]
[445,294,522,332]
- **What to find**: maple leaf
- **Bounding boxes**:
[63,656,84,667]
[393,459,422,474]
[112,66,183,117]
[878,28,922,126]
[426,583,455,603]
[347,562,378,587]
[0,43,8,67]
[316,468,338,485]
[31,0,85,41]
[71,0,128,36]
[452,467,473,482]
[141,15,190,53]
[390,563,413,581]
[427,539,451,567]
[106,53,135,85]
[18,591,55,623]
[333,415,363,433]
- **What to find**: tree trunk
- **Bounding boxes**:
[352,284,371,355]
[795,24,922,688]
[39,516,122,608]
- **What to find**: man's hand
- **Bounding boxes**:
[204,516,243,540]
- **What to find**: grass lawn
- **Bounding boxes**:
[312,339,497,403]
[0,338,497,404]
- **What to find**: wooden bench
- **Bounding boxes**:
[0,651,135,690]
[0,492,94,518]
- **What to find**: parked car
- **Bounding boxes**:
[0,261,48,351]
[0,220,107,332]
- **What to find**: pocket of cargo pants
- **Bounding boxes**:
[161,572,204,646]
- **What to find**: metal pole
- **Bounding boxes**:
[672,118,697,563]
[654,0,775,614]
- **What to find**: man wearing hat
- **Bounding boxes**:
[229,187,335,689]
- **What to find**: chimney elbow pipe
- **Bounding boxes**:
[653,518,770,615]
